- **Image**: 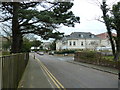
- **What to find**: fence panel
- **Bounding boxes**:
[0,57,2,90]
[1,53,29,89]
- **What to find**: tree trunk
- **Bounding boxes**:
[11,2,22,53]
[101,2,116,60]
[107,30,116,57]
[114,30,120,61]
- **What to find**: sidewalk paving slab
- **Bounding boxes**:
[18,56,53,88]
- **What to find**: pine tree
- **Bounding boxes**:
[0,2,80,53]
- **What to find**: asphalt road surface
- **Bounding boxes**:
[33,53,118,88]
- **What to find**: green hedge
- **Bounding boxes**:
[55,50,75,54]
[74,51,119,69]
[2,51,10,56]
[77,51,101,60]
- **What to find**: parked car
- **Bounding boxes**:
[96,46,112,51]
[38,52,44,55]
[64,53,68,56]
[48,51,54,55]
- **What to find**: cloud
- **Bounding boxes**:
[58,0,119,35]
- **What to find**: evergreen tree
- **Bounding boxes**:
[0,2,80,53]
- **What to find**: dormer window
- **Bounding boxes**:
[90,34,94,38]
[79,34,83,38]
[92,35,94,38]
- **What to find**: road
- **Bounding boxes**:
[33,53,118,88]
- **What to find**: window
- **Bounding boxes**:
[73,41,76,46]
[81,42,84,46]
[90,35,94,38]
[69,41,72,46]
[92,35,94,38]
[79,34,83,38]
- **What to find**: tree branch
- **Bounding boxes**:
[20,20,41,27]
[2,2,13,14]
[21,31,35,34]
[0,17,12,22]
[95,18,105,23]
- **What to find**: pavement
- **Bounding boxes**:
[18,56,53,88]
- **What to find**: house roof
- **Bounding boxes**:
[96,32,117,39]
[62,32,99,40]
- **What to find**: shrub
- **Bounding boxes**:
[75,51,119,69]
[77,51,101,60]
[2,51,10,56]
[55,49,75,54]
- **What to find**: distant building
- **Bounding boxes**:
[96,32,116,39]
[56,32,100,51]
[42,42,52,50]
[56,32,116,51]
[96,32,116,48]
[0,36,9,51]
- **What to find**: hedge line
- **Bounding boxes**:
[55,50,75,54]
[74,51,120,69]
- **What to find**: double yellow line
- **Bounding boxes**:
[35,57,65,90]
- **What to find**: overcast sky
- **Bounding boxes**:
[57,0,120,35]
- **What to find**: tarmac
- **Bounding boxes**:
[67,60,118,75]
[18,54,119,88]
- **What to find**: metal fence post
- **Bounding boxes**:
[34,53,35,59]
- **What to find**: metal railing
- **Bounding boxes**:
[0,53,29,89]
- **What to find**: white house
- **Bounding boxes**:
[56,32,101,51]
[56,32,115,51]
[42,42,53,50]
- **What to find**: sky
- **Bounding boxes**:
[57,0,120,35]
[1,0,119,41]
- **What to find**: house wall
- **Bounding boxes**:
[56,38,111,51]
[67,39,85,49]
[100,39,111,47]
[56,41,63,51]
[67,39,100,50]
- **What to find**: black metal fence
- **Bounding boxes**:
[0,53,29,89]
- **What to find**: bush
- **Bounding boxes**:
[55,49,75,54]
[75,51,119,69]
[78,51,100,59]
[2,51,10,56]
